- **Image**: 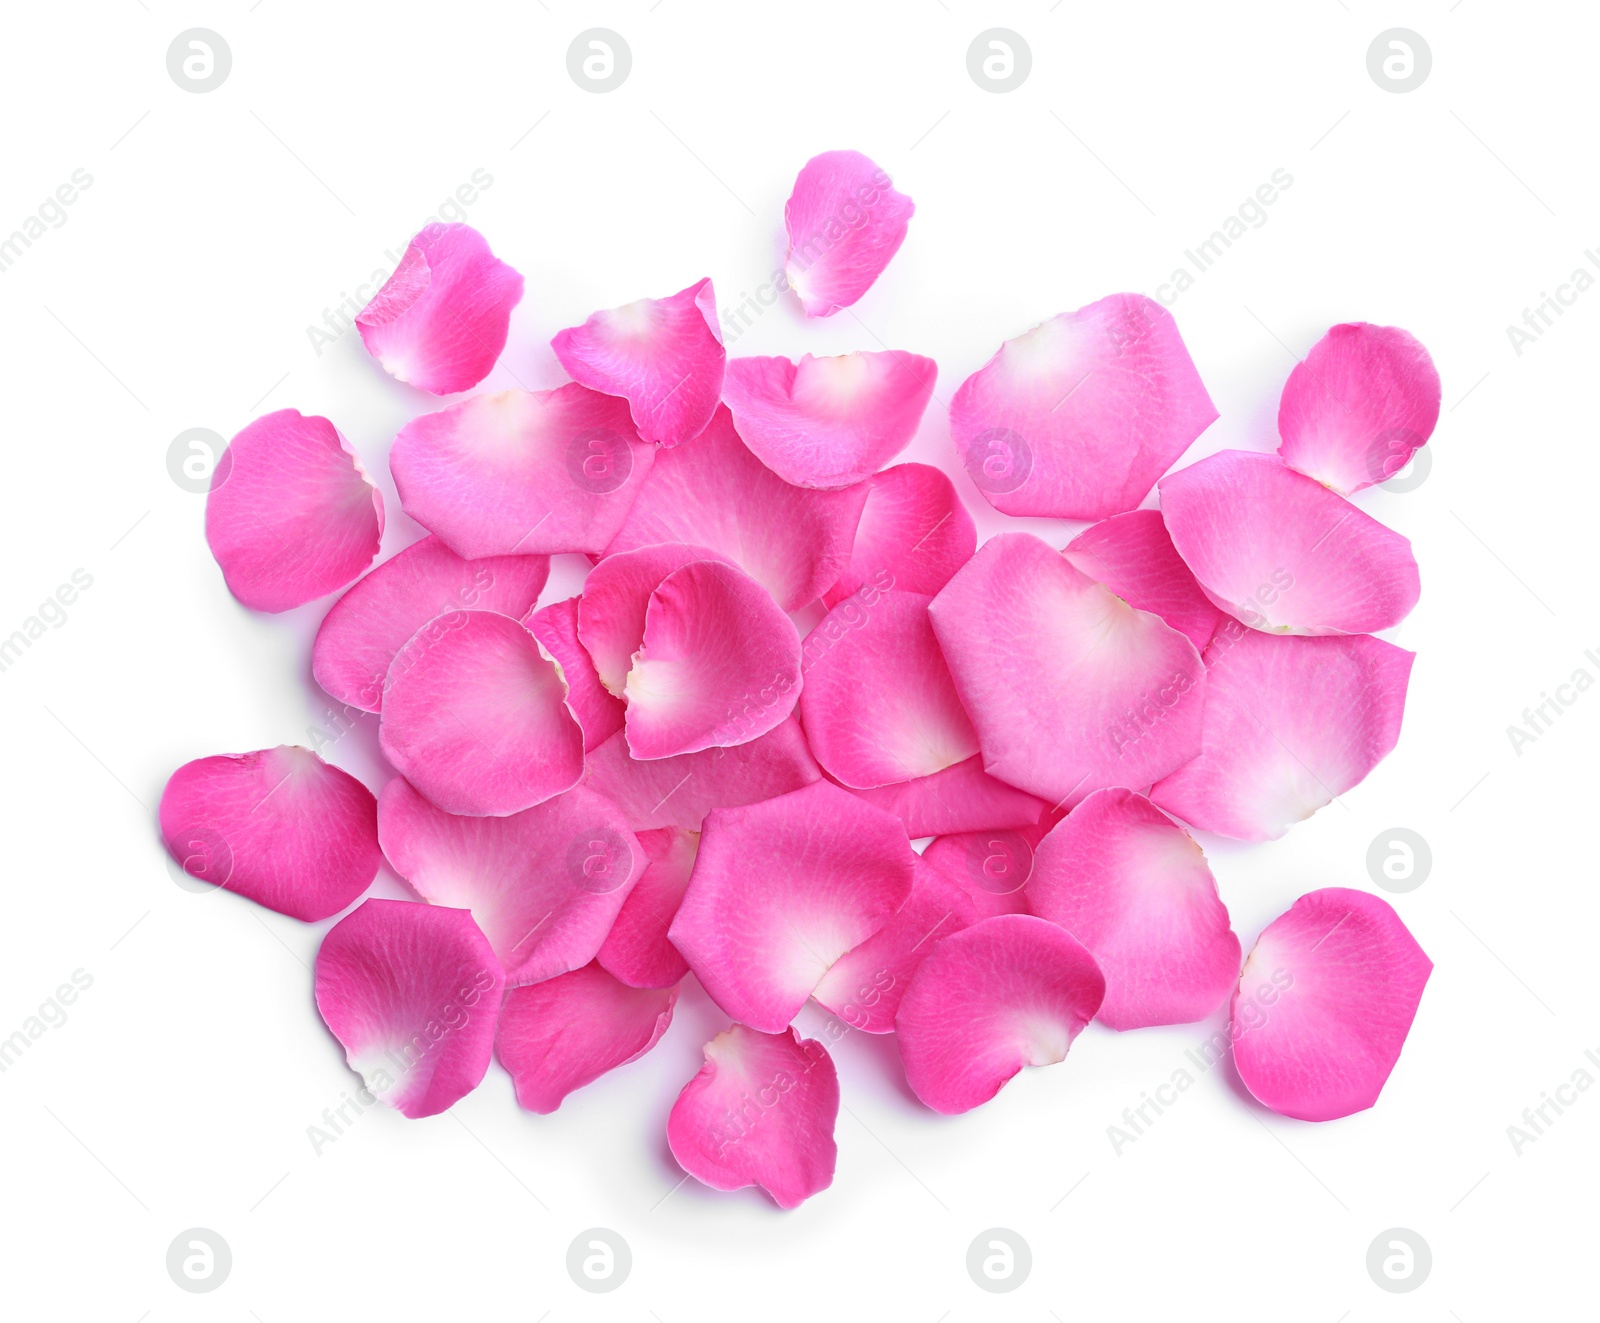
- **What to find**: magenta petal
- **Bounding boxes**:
[524,596,625,752]
[1232,888,1431,1121]
[667,1024,839,1208]
[895,914,1105,1114]
[205,409,383,613]
[551,278,725,447]
[922,817,1060,918]
[596,826,699,989]
[668,781,916,1032]
[928,533,1206,805]
[159,745,381,921]
[605,407,869,611]
[1028,789,1239,1030]
[314,899,504,1118]
[312,536,548,713]
[950,295,1217,519]
[846,756,1048,839]
[823,463,976,609]
[496,963,677,1113]
[1277,323,1441,495]
[1159,450,1420,635]
[378,610,585,816]
[1065,509,1226,651]
[721,351,936,488]
[1150,626,1414,841]
[784,150,914,318]
[355,224,523,396]
[391,384,654,558]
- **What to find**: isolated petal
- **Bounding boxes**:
[950,295,1217,519]
[845,755,1048,838]
[895,914,1105,1114]
[596,826,699,989]
[159,745,381,922]
[390,384,654,558]
[205,409,383,613]
[1149,626,1414,841]
[784,149,914,317]
[928,533,1206,805]
[1158,449,1420,635]
[524,596,625,752]
[496,963,677,1113]
[551,278,725,446]
[1277,323,1441,494]
[667,1024,839,1208]
[922,817,1060,918]
[314,899,504,1118]
[823,462,976,608]
[1028,788,1239,1030]
[378,610,584,817]
[1065,509,1226,651]
[669,781,916,1032]
[1231,888,1431,1121]
[355,223,524,395]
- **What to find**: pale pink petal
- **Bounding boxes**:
[1158,449,1420,635]
[1028,788,1239,1030]
[626,560,803,759]
[811,859,978,1032]
[667,1024,839,1208]
[605,407,869,611]
[1232,888,1431,1121]
[668,781,916,1032]
[390,384,654,558]
[314,899,504,1118]
[928,533,1206,805]
[895,914,1105,1114]
[551,278,725,447]
[378,610,585,816]
[823,463,976,608]
[496,963,677,1113]
[845,755,1048,838]
[949,295,1217,519]
[583,717,821,831]
[1278,323,1441,494]
[1149,626,1414,841]
[922,816,1062,918]
[721,351,937,488]
[596,826,699,988]
[1064,509,1226,651]
[355,223,524,396]
[524,596,625,751]
[312,536,547,713]
[378,777,642,986]
[159,745,381,921]
[205,409,383,613]
[784,150,914,318]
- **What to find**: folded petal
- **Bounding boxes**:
[844,755,1048,838]
[524,596,625,751]
[1158,449,1420,635]
[390,384,654,558]
[1065,509,1226,651]
[314,899,504,1118]
[551,278,725,447]
[378,777,642,986]
[950,295,1217,519]
[596,826,699,988]
[922,817,1061,918]
[721,351,936,488]
[496,963,677,1113]
[355,223,524,396]
[1232,888,1431,1121]
[1149,626,1414,841]
[159,745,381,921]
[784,150,914,317]
[583,717,821,830]
[1028,788,1239,1030]
[667,1024,839,1208]
[928,533,1206,805]
[378,610,585,816]
[823,462,976,608]
[605,407,868,611]
[668,780,916,1032]
[312,536,548,713]
[895,914,1105,1114]
[1277,323,1441,495]
[205,409,383,613]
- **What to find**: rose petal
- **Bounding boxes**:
[524,596,625,752]
[844,756,1048,838]
[596,826,699,989]
[784,150,914,317]
[921,816,1061,918]
[822,462,976,608]
[205,409,383,613]
[1064,509,1226,651]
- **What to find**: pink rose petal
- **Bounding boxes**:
[524,596,625,752]
[1064,509,1226,651]
[596,826,699,989]
[922,816,1061,918]
[784,150,914,317]
[822,462,976,608]
[844,755,1048,839]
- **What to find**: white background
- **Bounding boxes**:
[1,1,1593,1318]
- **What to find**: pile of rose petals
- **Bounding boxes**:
[162,150,1438,1209]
